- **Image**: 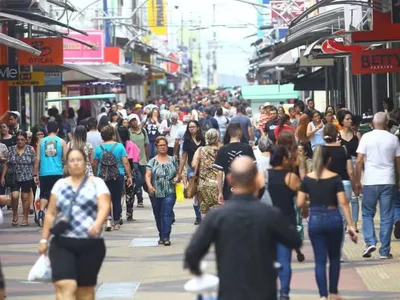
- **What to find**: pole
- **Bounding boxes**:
[325,67,329,105]
[103,0,111,46]
[344,56,352,111]
[212,3,217,86]
[181,12,184,48]
[28,25,34,128]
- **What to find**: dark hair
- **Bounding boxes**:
[313,146,331,180]
[87,117,98,130]
[270,145,289,167]
[270,106,278,114]
[16,131,27,140]
[47,121,59,134]
[237,105,246,114]
[68,107,75,119]
[48,107,59,117]
[338,110,353,126]
[325,105,335,114]
[155,136,168,146]
[118,126,129,146]
[296,101,305,113]
[352,115,362,126]
[184,120,204,143]
[278,114,290,130]
[109,112,119,122]
[204,107,212,115]
[66,148,87,163]
[383,97,394,112]
[307,98,314,104]
[312,110,321,119]
[98,115,109,131]
[298,142,312,159]
[216,107,223,116]
[323,123,338,143]
[223,123,242,144]
[101,125,115,142]
[277,130,297,155]
[100,107,106,113]
[74,125,87,143]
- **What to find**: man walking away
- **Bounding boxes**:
[185,156,302,300]
[356,112,400,259]
[86,117,103,149]
[230,105,254,144]
[199,107,219,133]
[34,121,67,226]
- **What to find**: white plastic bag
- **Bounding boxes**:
[28,255,52,282]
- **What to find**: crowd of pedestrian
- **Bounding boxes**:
[0,89,399,300]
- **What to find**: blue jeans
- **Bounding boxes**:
[339,180,353,254]
[187,167,201,219]
[394,191,400,224]
[276,243,292,296]
[150,193,176,240]
[308,206,343,297]
[148,142,157,159]
[362,184,396,256]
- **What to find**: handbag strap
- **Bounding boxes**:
[70,175,89,207]
[194,147,202,176]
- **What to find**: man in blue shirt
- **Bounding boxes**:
[199,107,219,133]
[230,105,254,144]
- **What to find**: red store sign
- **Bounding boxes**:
[351,48,400,75]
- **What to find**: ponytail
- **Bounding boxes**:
[278,114,290,131]
[313,145,331,180]
[323,123,338,143]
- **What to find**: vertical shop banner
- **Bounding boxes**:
[63,30,104,62]
[18,38,63,65]
[148,0,167,36]
[351,48,400,74]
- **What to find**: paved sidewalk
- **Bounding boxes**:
[1,200,400,299]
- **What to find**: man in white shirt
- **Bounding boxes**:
[97,107,108,123]
[356,112,400,259]
[159,112,182,157]
[117,102,127,118]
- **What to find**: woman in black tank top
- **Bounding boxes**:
[268,146,301,300]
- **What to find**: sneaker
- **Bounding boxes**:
[362,245,376,258]
[394,220,400,239]
[137,202,144,208]
[127,216,134,222]
[380,253,393,259]
[194,218,202,225]
[119,219,124,225]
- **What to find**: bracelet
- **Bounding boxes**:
[39,239,48,244]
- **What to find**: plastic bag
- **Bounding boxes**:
[28,255,52,282]
[176,183,185,202]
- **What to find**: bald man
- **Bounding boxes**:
[184,156,302,300]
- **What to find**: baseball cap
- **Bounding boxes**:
[135,104,143,108]
[263,102,272,108]
[9,111,20,118]
[127,114,140,123]
[117,102,124,107]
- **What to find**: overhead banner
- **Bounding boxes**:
[352,48,400,75]
[148,0,167,36]
[18,38,63,65]
[63,30,104,63]
[9,72,45,86]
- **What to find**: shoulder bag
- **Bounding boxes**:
[186,147,202,199]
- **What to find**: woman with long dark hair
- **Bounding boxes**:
[297,146,357,300]
[68,125,94,176]
[144,108,161,159]
[274,114,295,140]
[177,120,205,225]
[98,115,109,132]
[109,112,119,128]
[269,145,301,300]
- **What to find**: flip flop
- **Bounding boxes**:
[12,220,18,226]
[20,222,29,227]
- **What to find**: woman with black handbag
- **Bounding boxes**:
[37,148,111,300]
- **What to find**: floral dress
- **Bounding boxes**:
[192,145,219,213]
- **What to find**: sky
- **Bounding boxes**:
[167,0,258,84]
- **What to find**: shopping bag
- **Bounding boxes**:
[176,183,185,202]
[27,255,52,282]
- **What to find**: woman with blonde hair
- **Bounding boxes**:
[192,129,220,214]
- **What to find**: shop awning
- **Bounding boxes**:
[0,32,41,55]
[241,84,300,101]
[156,55,180,64]
[123,63,147,76]
[45,94,116,102]
[83,63,133,75]
[259,48,299,70]
[62,63,121,82]
[136,61,166,73]
[0,12,63,35]
[292,67,337,91]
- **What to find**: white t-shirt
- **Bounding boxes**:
[357,130,400,185]
[159,119,183,148]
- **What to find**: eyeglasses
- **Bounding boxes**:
[36,133,44,136]
[188,126,197,129]
[157,144,167,147]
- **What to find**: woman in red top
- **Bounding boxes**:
[274,114,295,140]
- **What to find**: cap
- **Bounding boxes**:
[263,102,272,108]
[8,111,20,118]
[135,104,143,108]
[117,102,124,107]
[127,114,139,123]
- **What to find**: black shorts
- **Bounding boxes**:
[11,179,34,193]
[39,175,62,200]
[0,260,4,289]
[49,236,106,287]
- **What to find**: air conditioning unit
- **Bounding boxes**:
[0,0,49,13]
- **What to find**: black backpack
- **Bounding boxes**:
[200,117,213,133]
[99,144,120,181]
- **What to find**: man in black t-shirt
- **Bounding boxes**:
[263,107,278,144]
[214,123,255,202]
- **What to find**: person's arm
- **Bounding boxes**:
[346,158,356,193]
[37,192,57,253]
[286,172,301,191]
[191,148,200,169]
[143,131,150,161]
[1,164,7,187]
[88,179,111,237]
[306,122,317,137]
[177,151,188,177]
[355,153,364,195]
[396,157,400,190]
[145,169,156,194]
[122,156,133,187]
[248,124,254,142]
[158,119,167,135]
[337,190,353,226]
[217,170,224,204]
[173,138,180,158]
[184,210,216,275]
[0,146,8,164]
[270,207,302,249]
[297,190,307,208]
[34,139,42,183]
[61,139,68,162]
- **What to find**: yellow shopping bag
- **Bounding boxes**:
[176,183,185,202]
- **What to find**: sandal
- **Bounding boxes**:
[105,220,112,232]
[37,210,45,228]
[20,221,29,227]
[12,220,18,226]
[113,224,120,231]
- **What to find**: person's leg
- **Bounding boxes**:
[10,186,20,224]
[150,196,162,241]
[104,180,113,229]
[187,167,201,224]
[111,176,123,228]
[76,287,95,300]
[160,194,176,243]
[276,243,292,297]
[361,185,378,252]
[340,180,352,256]
[378,184,396,257]
[21,192,31,225]
[308,213,328,298]
[54,280,78,300]
[393,191,400,239]
[351,157,360,229]
[0,260,5,300]
[326,211,344,297]
[136,166,146,207]
[125,181,134,221]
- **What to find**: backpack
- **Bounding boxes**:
[200,117,213,132]
[99,144,120,181]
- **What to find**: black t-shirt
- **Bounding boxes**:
[326,146,351,180]
[263,120,278,143]
[300,175,344,207]
[1,136,16,148]
[183,138,206,167]
[214,142,256,200]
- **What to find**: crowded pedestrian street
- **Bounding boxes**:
[1,199,400,300]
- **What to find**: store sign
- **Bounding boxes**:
[322,30,368,54]
[44,72,62,85]
[64,30,104,62]
[18,38,63,65]
[150,73,165,80]
[352,49,400,74]
[148,0,167,35]
[9,72,45,86]
[0,65,19,81]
